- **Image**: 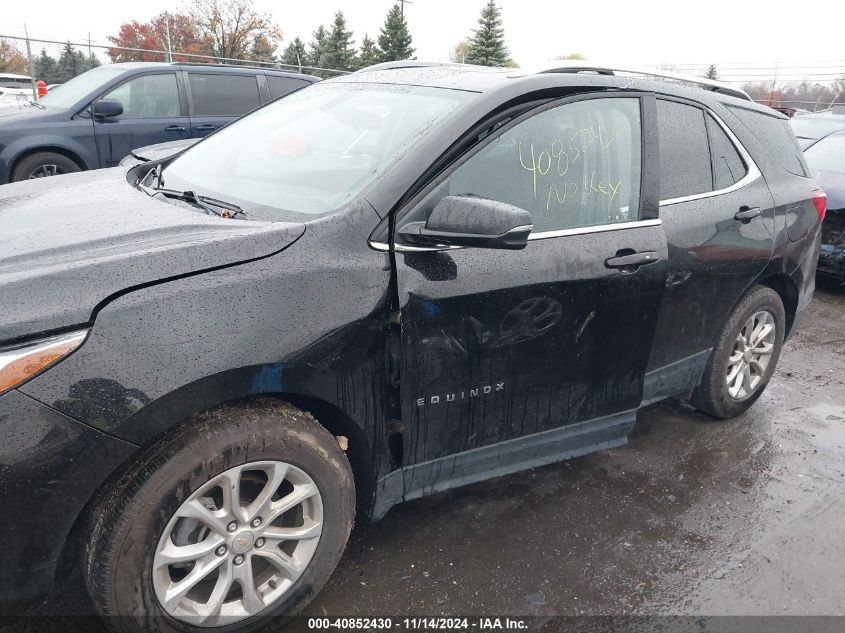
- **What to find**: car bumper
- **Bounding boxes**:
[0,389,136,604]
[817,243,845,279]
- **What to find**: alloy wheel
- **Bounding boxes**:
[28,164,65,178]
[725,310,776,401]
[152,461,323,626]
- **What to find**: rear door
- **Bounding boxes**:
[645,98,775,378]
[393,94,668,469]
[185,72,262,138]
[93,72,189,166]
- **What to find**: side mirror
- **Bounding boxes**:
[399,195,533,250]
[92,99,123,118]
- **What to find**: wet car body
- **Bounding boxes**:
[0,65,822,604]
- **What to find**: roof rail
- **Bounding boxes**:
[356,61,474,73]
[509,62,752,101]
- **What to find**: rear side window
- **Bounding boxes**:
[727,105,809,177]
[706,115,747,189]
[267,76,309,100]
[657,100,712,200]
[188,74,261,116]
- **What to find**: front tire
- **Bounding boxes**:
[11,151,81,181]
[691,285,785,419]
[84,400,354,633]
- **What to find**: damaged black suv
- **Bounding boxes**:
[0,62,823,631]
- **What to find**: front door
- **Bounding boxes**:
[93,72,189,166]
[394,94,669,480]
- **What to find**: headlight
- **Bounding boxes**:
[0,330,88,396]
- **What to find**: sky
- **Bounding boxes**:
[2,0,844,82]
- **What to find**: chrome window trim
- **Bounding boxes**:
[369,218,662,252]
[659,107,761,207]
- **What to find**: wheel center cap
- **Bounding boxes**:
[744,350,753,363]
[231,531,255,554]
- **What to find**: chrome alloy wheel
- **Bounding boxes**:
[153,461,323,626]
[726,310,776,401]
[28,164,65,178]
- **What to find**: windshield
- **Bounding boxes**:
[159,82,475,221]
[805,134,845,174]
[39,65,125,109]
[790,116,845,141]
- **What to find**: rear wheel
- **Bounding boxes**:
[691,285,785,418]
[11,151,81,181]
[84,400,354,633]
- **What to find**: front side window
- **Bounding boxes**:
[160,82,474,220]
[657,100,712,200]
[188,74,261,116]
[101,73,180,119]
[448,97,642,233]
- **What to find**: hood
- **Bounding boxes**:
[120,138,201,167]
[0,103,65,126]
[813,169,845,212]
[0,168,305,342]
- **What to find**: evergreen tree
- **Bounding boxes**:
[34,48,59,84]
[82,52,101,73]
[250,34,278,65]
[322,11,356,72]
[377,4,414,62]
[308,25,327,69]
[356,35,380,69]
[465,0,510,67]
[57,42,86,82]
[705,64,719,80]
[280,37,307,71]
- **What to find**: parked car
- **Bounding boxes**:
[0,72,33,108]
[802,130,845,278]
[119,137,200,167]
[0,62,319,182]
[790,107,845,149]
[0,63,823,630]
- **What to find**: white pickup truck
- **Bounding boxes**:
[0,73,33,108]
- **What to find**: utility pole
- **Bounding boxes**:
[23,24,37,100]
[165,12,173,62]
[399,0,413,17]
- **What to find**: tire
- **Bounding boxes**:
[11,151,81,181]
[84,399,355,633]
[691,285,785,419]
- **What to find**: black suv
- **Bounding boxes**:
[0,62,318,183]
[0,62,822,630]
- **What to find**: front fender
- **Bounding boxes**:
[0,128,98,183]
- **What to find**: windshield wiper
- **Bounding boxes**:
[139,177,247,219]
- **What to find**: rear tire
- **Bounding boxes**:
[11,151,81,181]
[83,399,354,633]
[691,285,785,419]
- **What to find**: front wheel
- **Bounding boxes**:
[84,400,354,633]
[691,285,785,418]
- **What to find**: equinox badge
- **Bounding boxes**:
[416,382,505,407]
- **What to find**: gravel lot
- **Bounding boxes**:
[6,280,845,631]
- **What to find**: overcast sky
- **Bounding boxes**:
[3,0,844,80]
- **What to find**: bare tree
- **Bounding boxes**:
[185,0,282,62]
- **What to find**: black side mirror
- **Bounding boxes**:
[399,195,533,250]
[92,99,123,118]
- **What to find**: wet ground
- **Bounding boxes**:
[7,281,845,629]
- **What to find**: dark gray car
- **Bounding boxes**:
[0,62,318,183]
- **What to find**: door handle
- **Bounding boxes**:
[194,124,216,131]
[165,125,186,133]
[735,206,762,223]
[605,251,660,270]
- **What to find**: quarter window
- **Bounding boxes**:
[706,115,747,190]
[188,74,261,116]
[447,97,642,233]
[657,100,712,200]
[101,73,180,119]
[267,76,308,100]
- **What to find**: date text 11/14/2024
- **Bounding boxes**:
[307,617,529,630]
